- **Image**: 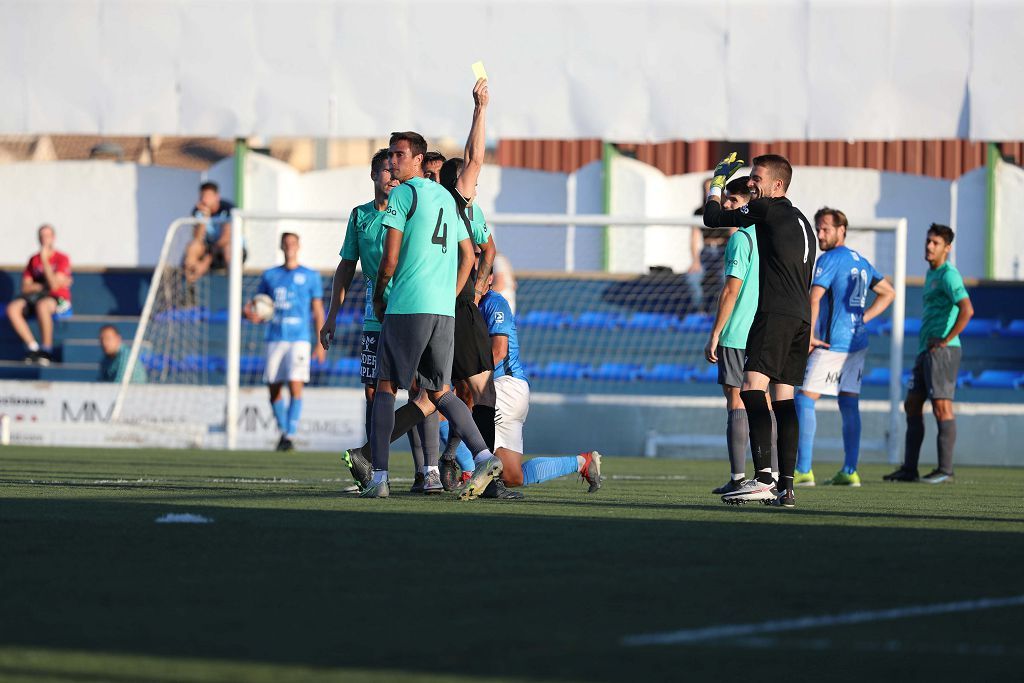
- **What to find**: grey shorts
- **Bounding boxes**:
[907,347,962,400]
[359,331,380,385]
[717,345,745,388]
[377,313,455,391]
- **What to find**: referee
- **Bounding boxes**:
[702,153,816,508]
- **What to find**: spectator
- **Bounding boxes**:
[184,181,243,283]
[98,325,147,384]
[689,177,736,313]
[491,251,518,314]
[6,224,73,366]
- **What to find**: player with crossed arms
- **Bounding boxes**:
[793,207,894,487]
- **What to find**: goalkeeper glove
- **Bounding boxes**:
[708,152,744,198]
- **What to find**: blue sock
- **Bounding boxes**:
[794,393,816,474]
[521,456,579,486]
[838,394,861,473]
[286,397,303,437]
[439,419,475,473]
[271,398,288,433]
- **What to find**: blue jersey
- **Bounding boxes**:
[812,246,883,353]
[257,265,323,343]
[479,291,528,383]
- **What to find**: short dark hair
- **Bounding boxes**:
[928,223,955,245]
[424,151,446,166]
[280,232,299,246]
[725,176,752,197]
[389,131,427,159]
[814,206,849,234]
[752,154,793,191]
[200,181,219,194]
[99,324,120,336]
[370,148,389,176]
[439,158,466,206]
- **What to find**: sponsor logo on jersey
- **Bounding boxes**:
[740,205,749,214]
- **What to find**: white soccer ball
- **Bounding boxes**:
[250,293,275,322]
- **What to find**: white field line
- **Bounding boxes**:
[622,595,1024,647]
[4,473,682,486]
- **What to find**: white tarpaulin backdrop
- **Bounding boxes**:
[1,0,1021,141]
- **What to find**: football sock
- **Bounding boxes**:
[439,420,475,473]
[472,404,496,452]
[420,411,440,468]
[739,390,774,485]
[838,394,861,473]
[794,393,816,473]
[364,400,372,441]
[407,426,424,474]
[355,401,428,453]
[773,398,799,488]
[370,391,397,471]
[726,409,748,477]
[937,418,956,474]
[904,413,925,470]
[522,456,579,486]
[435,391,490,459]
[285,397,303,437]
[770,409,780,478]
[271,398,288,433]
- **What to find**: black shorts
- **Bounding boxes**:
[451,296,494,382]
[359,331,380,385]
[744,312,811,386]
[15,292,72,318]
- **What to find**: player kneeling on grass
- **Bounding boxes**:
[704,177,779,495]
[471,276,601,500]
[794,208,894,487]
[245,233,326,451]
[884,224,973,484]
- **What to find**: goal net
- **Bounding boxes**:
[108,210,905,461]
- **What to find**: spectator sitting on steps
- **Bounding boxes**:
[6,224,73,366]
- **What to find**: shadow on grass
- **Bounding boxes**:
[2,497,1024,682]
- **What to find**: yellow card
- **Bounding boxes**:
[471,61,488,81]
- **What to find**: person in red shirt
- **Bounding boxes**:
[6,224,73,365]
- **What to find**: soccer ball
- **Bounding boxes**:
[250,293,275,322]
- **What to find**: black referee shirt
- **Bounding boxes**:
[703,196,816,322]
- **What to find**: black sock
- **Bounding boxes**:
[904,413,925,471]
[773,398,799,486]
[937,418,956,474]
[364,400,373,444]
[435,391,488,456]
[370,392,397,471]
[407,427,424,474]
[357,401,427,452]
[472,405,496,452]
[740,390,774,484]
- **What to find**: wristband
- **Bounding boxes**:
[708,186,722,199]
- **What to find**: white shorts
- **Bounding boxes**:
[264,340,311,384]
[494,375,530,453]
[801,347,867,395]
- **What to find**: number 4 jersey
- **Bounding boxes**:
[382,176,469,317]
[812,245,883,353]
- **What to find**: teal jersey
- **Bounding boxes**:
[920,261,969,353]
[464,204,490,245]
[340,200,389,333]
[383,177,467,317]
[719,226,759,349]
[99,346,147,384]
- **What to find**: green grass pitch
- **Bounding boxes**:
[3,446,1024,682]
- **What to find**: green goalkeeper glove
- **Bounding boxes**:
[709,152,744,197]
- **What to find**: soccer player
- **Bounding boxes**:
[363,122,501,499]
[884,224,973,484]
[794,208,895,487]
[423,151,446,182]
[245,233,325,451]
[704,177,779,494]
[477,276,602,499]
[703,153,816,508]
[321,148,433,489]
